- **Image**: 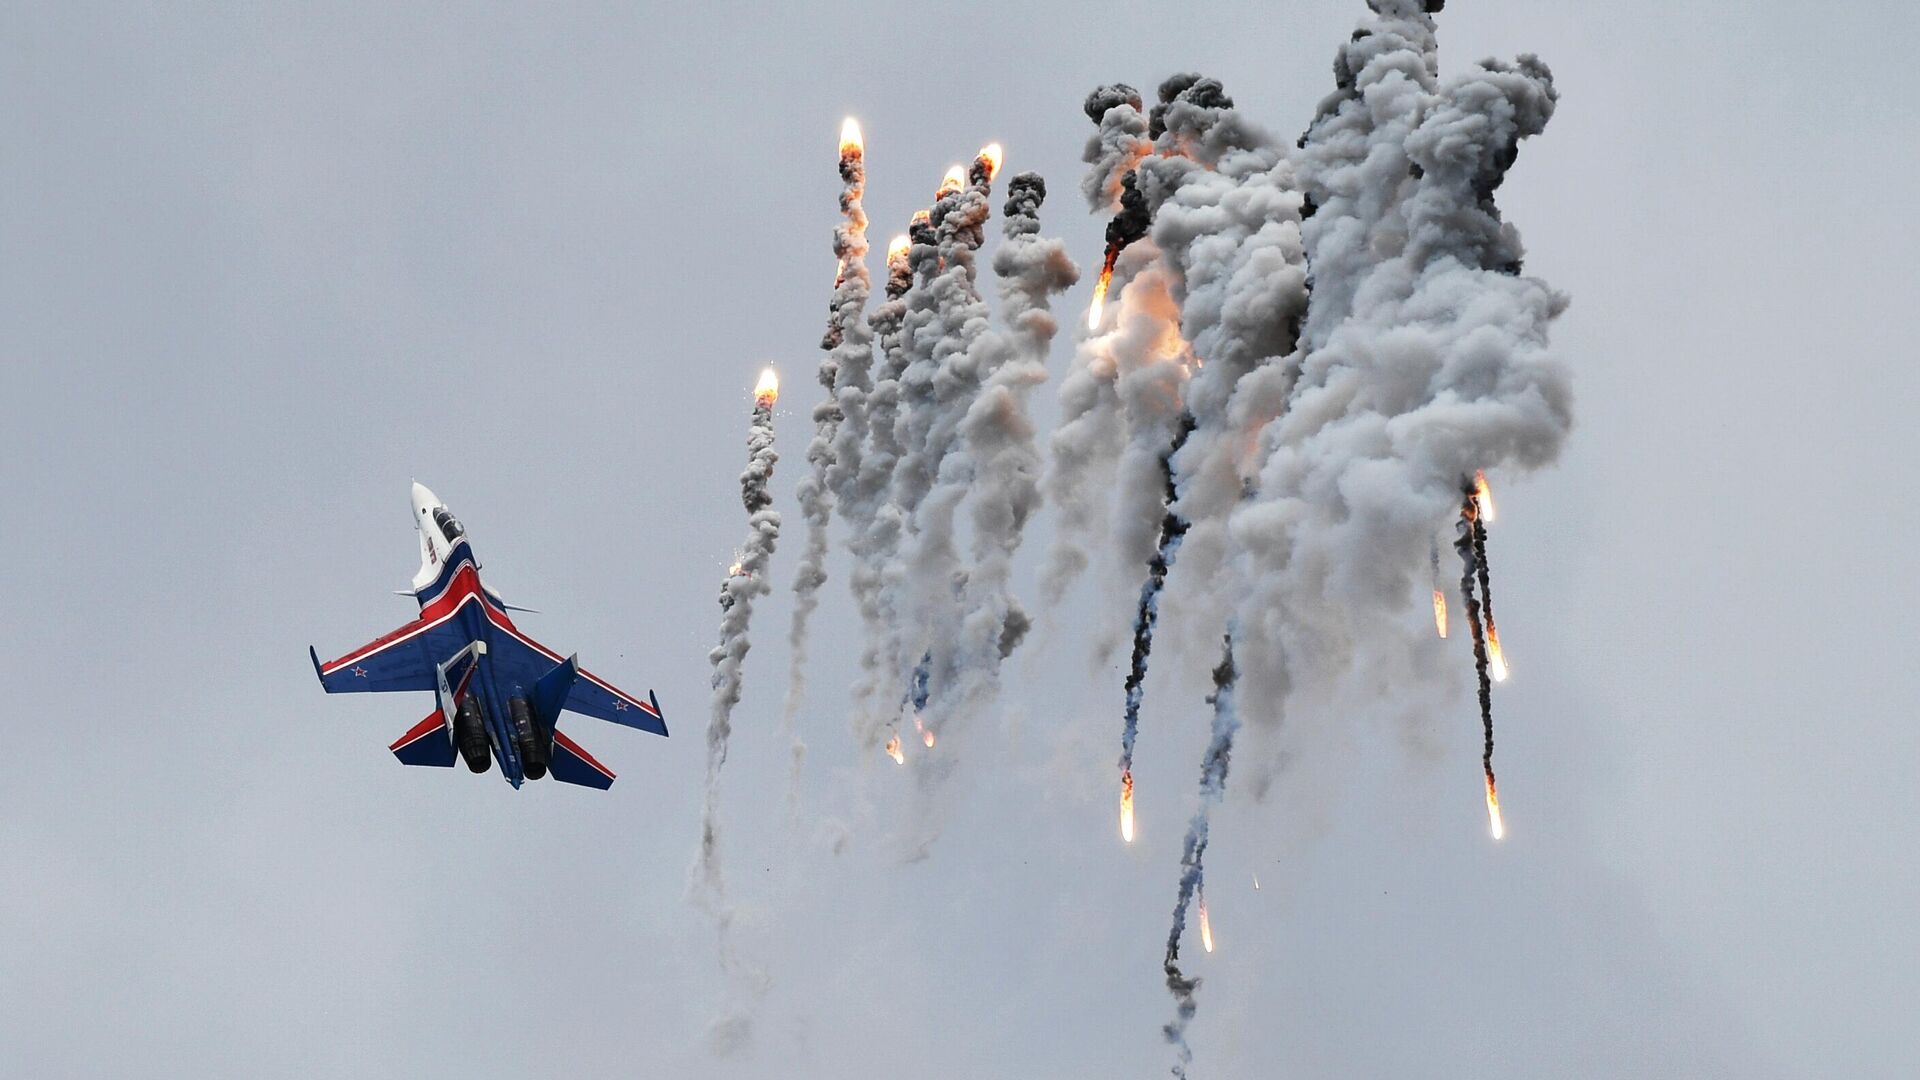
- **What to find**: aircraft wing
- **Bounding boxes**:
[310,614,472,694]
[484,621,668,737]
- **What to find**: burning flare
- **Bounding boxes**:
[1487,624,1510,682]
[1433,588,1449,639]
[1087,264,1113,330]
[886,233,910,263]
[885,734,904,765]
[839,117,863,157]
[1120,769,1136,843]
[754,366,780,406]
[937,165,966,199]
[1474,469,1497,524]
[1197,891,1214,953]
[911,208,931,229]
[913,714,935,748]
[1484,773,1506,840]
[978,142,1004,180]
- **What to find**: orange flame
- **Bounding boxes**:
[937,165,965,199]
[1486,623,1509,682]
[1474,469,1497,524]
[754,366,779,405]
[1198,891,1214,953]
[978,142,1004,180]
[1484,774,1506,840]
[911,208,931,229]
[886,234,910,262]
[912,714,934,748]
[885,734,904,765]
[1120,769,1136,844]
[1433,589,1448,639]
[839,117,863,157]
[1087,265,1113,330]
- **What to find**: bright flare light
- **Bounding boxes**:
[1120,769,1136,844]
[1484,774,1506,840]
[839,117,864,156]
[754,367,780,405]
[937,165,965,198]
[1474,469,1497,524]
[1433,589,1449,639]
[914,714,934,748]
[1087,266,1112,330]
[1487,624,1510,682]
[886,233,911,262]
[1198,892,1214,953]
[885,735,904,765]
[978,142,1004,180]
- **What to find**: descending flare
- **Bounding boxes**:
[839,117,863,156]
[1487,624,1510,682]
[1120,769,1136,843]
[1087,263,1112,330]
[1433,588,1449,638]
[1484,773,1506,840]
[1197,892,1213,953]
[886,233,910,262]
[885,734,903,765]
[978,142,1004,180]
[937,165,966,198]
[914,714,935,748]
[754,367,780,405]
[1474,469,1497,524]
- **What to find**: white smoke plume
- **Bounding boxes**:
[691,374,782,1052]
[783,123,873,810]
[1228,24,1568,807]
[932,171,1078,722]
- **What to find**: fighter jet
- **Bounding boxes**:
[310,482,665,789]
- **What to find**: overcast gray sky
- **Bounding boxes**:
[3,2,1916,1077]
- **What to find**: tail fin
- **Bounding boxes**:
[389,713,457,768]
[530,655,579,734]
[549,729,616,789]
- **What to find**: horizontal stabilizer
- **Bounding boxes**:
[549,729,615,790]
[390,713,457,768]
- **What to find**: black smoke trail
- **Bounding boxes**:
[1163,634,1238,1079]
[1118,411,1197,825]
[1454,489,1495,804]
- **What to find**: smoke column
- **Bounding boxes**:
[845,223,919,751]
[783,120,873,810]
[691,369,781,1053]
[1163,635,1239,1079]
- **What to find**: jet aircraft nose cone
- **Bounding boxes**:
[411,481,440,512]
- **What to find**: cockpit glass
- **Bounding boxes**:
[432,508,464,542]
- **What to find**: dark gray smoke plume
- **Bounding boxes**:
[1162,636,1239,1079]
[691,378,781,1053]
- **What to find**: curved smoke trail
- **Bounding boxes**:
[693,372,782,1053]
[1163,636,1239,1079]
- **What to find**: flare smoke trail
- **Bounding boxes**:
[875,147,1000,742]
[943,171,1079,711]
[846,223,919,750]
[1163,636,1239,1079]
[1455,490,1497,832]
[1044,84,1150,604]
[691,369,781,1053]
[1117,411,1195,835]
[783,120,873,807]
